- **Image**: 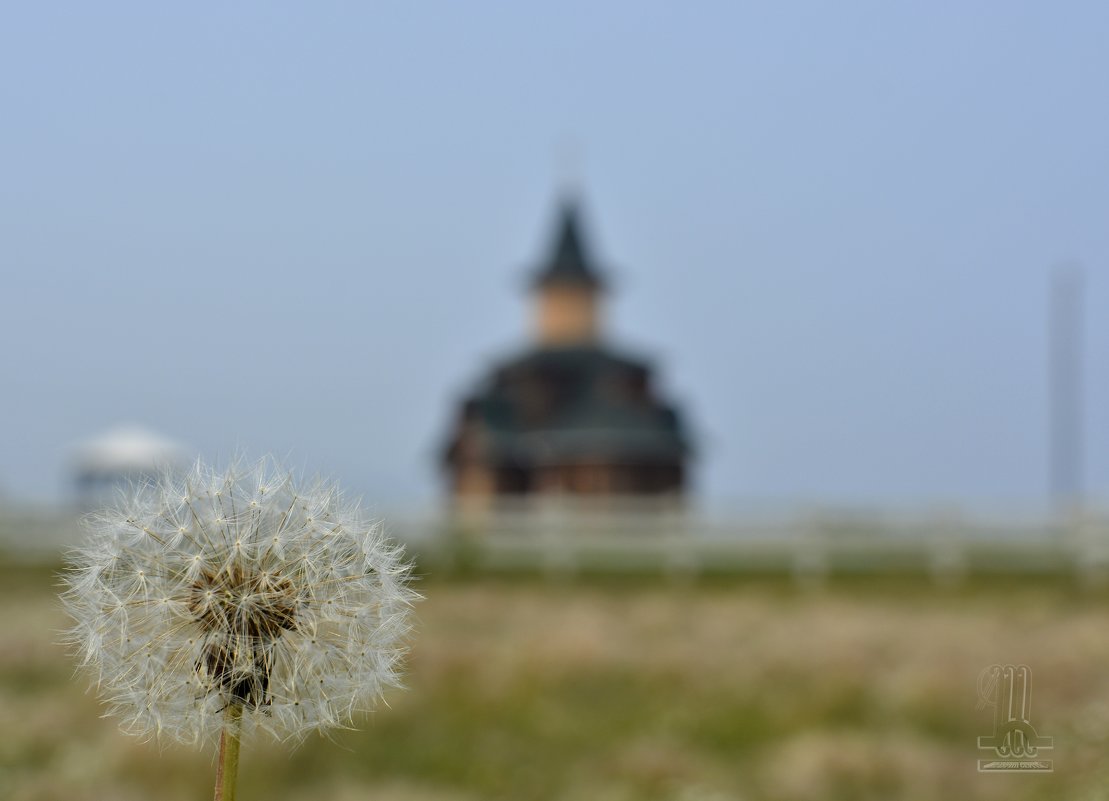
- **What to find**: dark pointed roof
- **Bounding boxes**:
[531,200,606,291]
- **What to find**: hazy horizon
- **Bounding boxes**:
[3,3,1108,511]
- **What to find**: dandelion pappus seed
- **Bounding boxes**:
[60,456,417,746]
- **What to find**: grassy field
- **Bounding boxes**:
[3,563,1109,801]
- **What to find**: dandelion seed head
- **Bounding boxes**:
[61,457,416,746]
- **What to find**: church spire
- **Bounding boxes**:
[531,199,606,291]
[530,198,606,345]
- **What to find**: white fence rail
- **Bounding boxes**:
[395,501,1109,581]
[5,501,1109,580]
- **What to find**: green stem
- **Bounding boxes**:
[214,704,243,801]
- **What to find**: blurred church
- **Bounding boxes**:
[441,198,692,502]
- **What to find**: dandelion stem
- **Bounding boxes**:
[214,703,243,801]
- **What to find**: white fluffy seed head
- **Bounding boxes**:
[61,457,417,746]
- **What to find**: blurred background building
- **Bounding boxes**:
[441,198,691,502]
[71,424,188,507]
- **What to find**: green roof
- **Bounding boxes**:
[446,345,690,467]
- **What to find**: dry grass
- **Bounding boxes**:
[2,564,1109,800]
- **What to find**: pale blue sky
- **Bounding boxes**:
[2,3,1108,509]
